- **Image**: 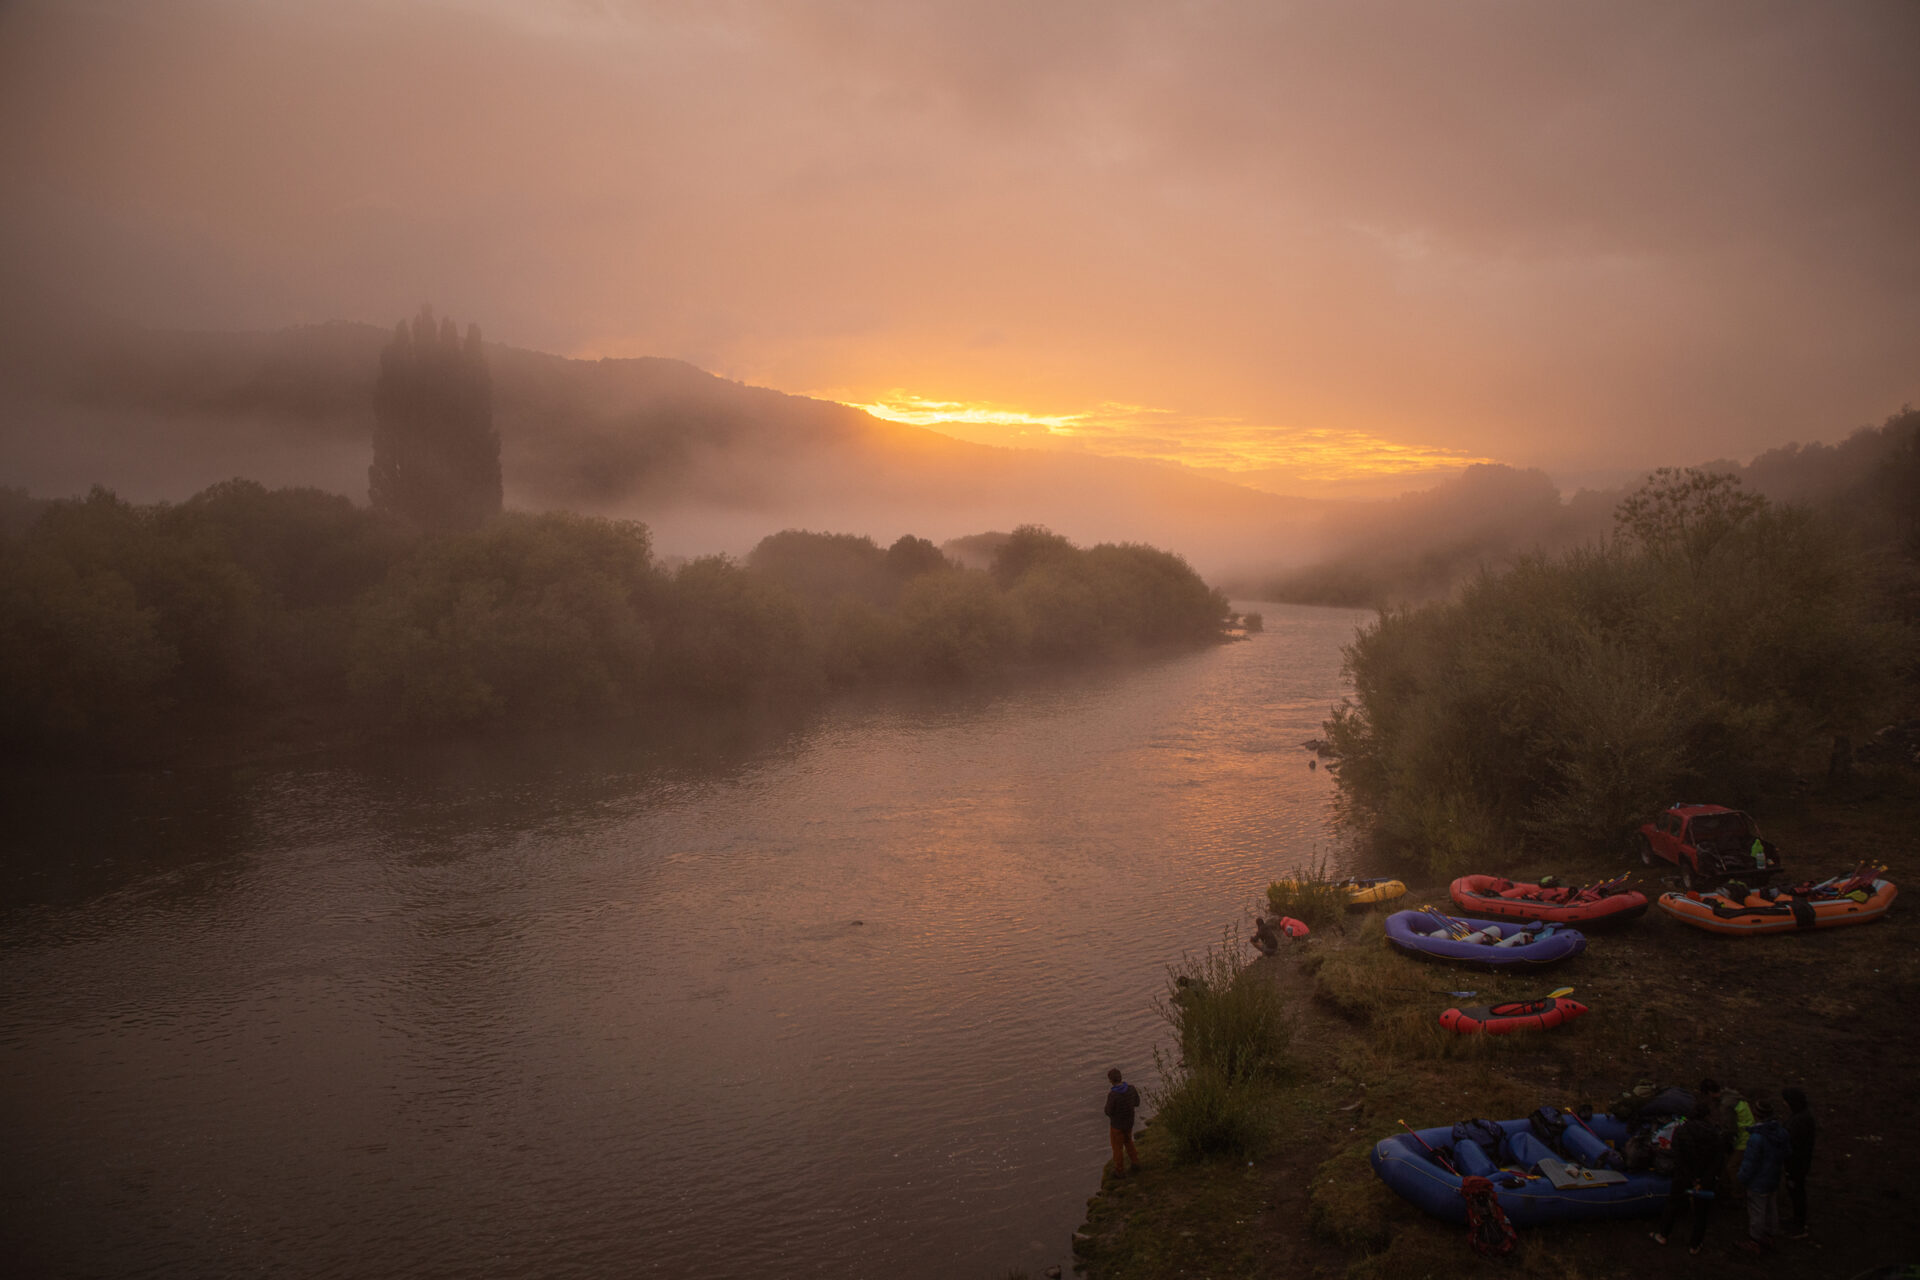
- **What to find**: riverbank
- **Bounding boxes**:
[1071,775,1920,1278]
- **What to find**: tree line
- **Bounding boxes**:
[0,483,1232,758]
[1324,447,1920,874]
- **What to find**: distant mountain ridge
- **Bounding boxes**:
[0,313,1326,578]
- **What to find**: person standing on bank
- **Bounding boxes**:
[1781,1088,1815,1239]
[1650,1098,1721,1255]
[1737,1100,1791,1252]
[1104,1068,1143,1177]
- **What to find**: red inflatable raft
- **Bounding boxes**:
[1450,875,1649,927]
[1440,995,1589,1035]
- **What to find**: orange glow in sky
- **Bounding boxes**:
[846,392,1496,492]
[2,1,1915,494]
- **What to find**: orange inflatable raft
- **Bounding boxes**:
[1657,874,1897,935]
[1449,875,1650,927]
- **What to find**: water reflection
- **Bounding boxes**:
[0,604,1366,1280]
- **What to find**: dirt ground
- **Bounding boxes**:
[1074,780,1920,1279]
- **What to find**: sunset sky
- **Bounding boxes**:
[3,0,1916,496]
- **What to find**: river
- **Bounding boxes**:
[0,603,1367,1280]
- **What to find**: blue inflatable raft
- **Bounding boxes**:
[1384,910,1587,969]
[1371,1115,1669,1226]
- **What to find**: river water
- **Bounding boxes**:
[0,603,1366,1280]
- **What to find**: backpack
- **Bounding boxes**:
[1528,1105,1569,1151]
[1450,1118,1506,1152]
[1460,1176,1518,1257]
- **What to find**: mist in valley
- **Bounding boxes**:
[5,6,1920,1279]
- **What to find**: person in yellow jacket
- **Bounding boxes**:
[1711,1080,1755,1194]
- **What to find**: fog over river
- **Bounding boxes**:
[1,604,1366,1280]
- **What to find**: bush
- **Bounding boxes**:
[0,546,175,746]
[895,568,1021,677]
[1148,932,1290,1162]
[1161,931,1292,1081]
[349,512,662,728]
[1146,1064,1273,1163]
[1327,473,1911,873]
[656,555,818,697]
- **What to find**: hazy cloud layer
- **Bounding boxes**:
[3,0,1916,488]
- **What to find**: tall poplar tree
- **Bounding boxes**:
[368,306,502,531]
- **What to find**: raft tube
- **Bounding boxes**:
[1371,1115,1668,1226]
[1657,878,1897,935]
[1449,875,1649,927]
[1271,876,1407,907]
[1440,996,1588,1035]
[1384,911,1587,969]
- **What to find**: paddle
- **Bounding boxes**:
[1398,1119,1458,1174]
[1421,905,1471,938]
[1546,986,1574,999]
[1563,1106,1600,1140]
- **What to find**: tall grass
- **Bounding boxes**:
[1159,929,1292,1081]
[1149,931,1291,1161]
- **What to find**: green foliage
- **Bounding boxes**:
[1149,932,1290,1162]
[1162,934,1292,1083]
[1145,1063,1274,1163]
[989,523,1077,589]
[170,479,402,609]
[884,533,948,580]
[1614,466,1767,570]
[895,568,1020,677]
[23,486,263,702]
[0,483,1232,754]
[656,555,818,697]
[746,530,893,612]
[1265,851,1356,929]
[1002,529,1231,659]
[1330,471,1912,872]
[0,542,175,746]
[349,512,660,728]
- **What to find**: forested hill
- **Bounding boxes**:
[0,313,1321,578]
[1233,409,1920,608]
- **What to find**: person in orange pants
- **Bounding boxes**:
[1105,1068,1143,1176]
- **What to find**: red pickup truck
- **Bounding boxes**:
[1634,804,1781,890]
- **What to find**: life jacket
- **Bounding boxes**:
[1730,1099,1754,1150]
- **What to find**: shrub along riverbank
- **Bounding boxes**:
[1326,468,1917,875]
[0,482,1233,762]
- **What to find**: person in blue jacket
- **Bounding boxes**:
[1737,1100,1791,1251]
[1104,1068,1143,1177]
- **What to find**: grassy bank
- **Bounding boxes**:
[1071,777,1920,1278]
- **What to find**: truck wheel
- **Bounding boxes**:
[1680,862,1701,892]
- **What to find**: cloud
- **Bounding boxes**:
[2,0,1916,485]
